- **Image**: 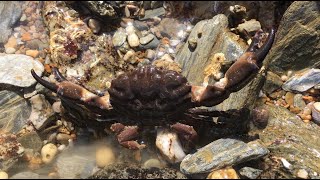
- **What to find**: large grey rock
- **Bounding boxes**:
[282,68,320,92]
[251,104,320,179]
[266,1,320,75]
[0,1,22,44]
[89,163,187,179]
[180,138,269,175]
[0,54,44,87]
[17,131,43,152]
[0,90,31,133]
[176,14,264,135]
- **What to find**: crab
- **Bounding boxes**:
[31,28,275,150]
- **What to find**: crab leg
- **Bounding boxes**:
[31,68,112,110]
[110,123,146,150]
[192,28,275,107]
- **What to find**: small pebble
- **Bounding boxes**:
[127,33,140,47]
[41,143,58,164]
[20,14,27,22]
[281,75,288,82]
[146,49,155,60]
[188,37,197,49]
[143,158,162,169]
[126,25,136,34]
[5,47,16,54]
[26,50,39,58]
[21,32,32,41]
[0,171,8,179]
[96,146,115,168]
[123,50,135,61]
[88,18,101,34]
[207,167,239,179]
[140,34,155,45]
[56,133,72,144]
[297,169,309,179]
[52,101,62,113]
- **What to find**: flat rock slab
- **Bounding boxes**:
[180,138,269,175]
[282,68,320,92]
[0,54,44,87]
[0,90,31,133]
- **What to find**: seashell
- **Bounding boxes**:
[251,107,269,129]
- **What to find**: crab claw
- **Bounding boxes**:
[192,28,276,106]
[31,68,112,110]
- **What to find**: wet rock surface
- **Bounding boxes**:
[89,163,187,179]
[180,138,269,175]
[266,1,320,75]
[0,1,22,44]
[0,90,31,134]
[0,133,24,171]
[0,54,44,87]
[250,104,320,179]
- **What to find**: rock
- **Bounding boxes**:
[17,131,43,153]
[176,14,261,138]
[139,7,166,21]
[95,146,115,168]
[56,149,96,179]
[5,47,15,54]
[0,171,8,179]
[142,158,162,169]
[112,28,127,47]
[311,102,320,124]
[127,33,140,48]
[139,34,155,45]
[266,1,320,74]
[282,68,320,92]
[88,18,101,34]
[180,138,269,175]
[0,1,22,44]
[133,20,149,31]
[41,143,58,164]
[262,71,283,95]
[239,167,263,179]
[157,18,187,39]
[0,54,44,87]
[28,94,55,130]
[139,36,160,50]
[0,133,24,171]
[155,128,186,163]
[237,19,261,34]
[89,163,187,179]
[9,171,41,179]
[296,169,309,179]
[207,167,239,179]
[25,50,39,58]
[0,90,31,133]
[252,104,320,178]
[293,94,306,109]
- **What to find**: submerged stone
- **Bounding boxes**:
[282,68,320,92]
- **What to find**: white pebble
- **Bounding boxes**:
[281,75,288,82]
[0,171,8,179]
[297,169,309,179]
[52,101,62,113]
[41,143,58,164]
[96,146,115,168]
[20,14,27,22]
[280,158,292,169]
[123,50,135,61]
[5,47,16,54]
[143,158,162,169]
[57,144,67,152]
[126,25,136,34]
[127,33,140,47]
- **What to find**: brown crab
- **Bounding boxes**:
[31,28,275,150]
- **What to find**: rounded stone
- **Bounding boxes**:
[41,143,58,164]
[143,158,162,169]
[139,34,155,45]
[112,30,127,47]
[0,171,8,179]
[127,33,140,47]
[5,47,16,54]
[95,146,115,168]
